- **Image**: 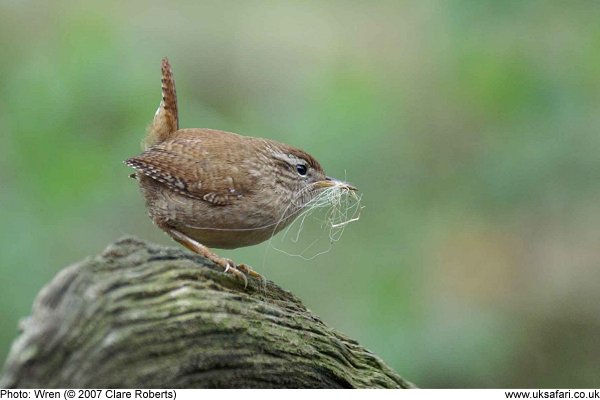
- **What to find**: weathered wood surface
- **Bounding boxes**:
[0,237,413,388]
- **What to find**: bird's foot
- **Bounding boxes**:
[217,259,263,288]
[236,263,262,279]
[238,263,267,287]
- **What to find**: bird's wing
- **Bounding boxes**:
[125,135,257,206]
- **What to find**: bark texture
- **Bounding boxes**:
[0,237,413,388]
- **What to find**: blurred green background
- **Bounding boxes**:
[1,0,599,388]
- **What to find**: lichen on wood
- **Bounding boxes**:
[0,237,413,388]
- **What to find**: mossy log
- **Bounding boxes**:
[0,237,413,388]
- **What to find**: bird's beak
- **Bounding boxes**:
[315,176,357,191]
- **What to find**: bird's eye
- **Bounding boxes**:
[296,164,308,176]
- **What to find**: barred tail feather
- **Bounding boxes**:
[143,57,179,149]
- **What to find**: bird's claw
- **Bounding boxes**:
[217,258,262,288]
[236,263,263,279]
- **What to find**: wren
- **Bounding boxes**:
[125,58,355,285]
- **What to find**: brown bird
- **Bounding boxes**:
[125,58,356,285]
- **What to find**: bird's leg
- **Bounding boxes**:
[164,228,255,287]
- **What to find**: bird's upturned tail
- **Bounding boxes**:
[143,57,179,149]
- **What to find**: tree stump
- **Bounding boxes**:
[0,237,413,388]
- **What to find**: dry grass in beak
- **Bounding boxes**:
[269,178,363,259]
